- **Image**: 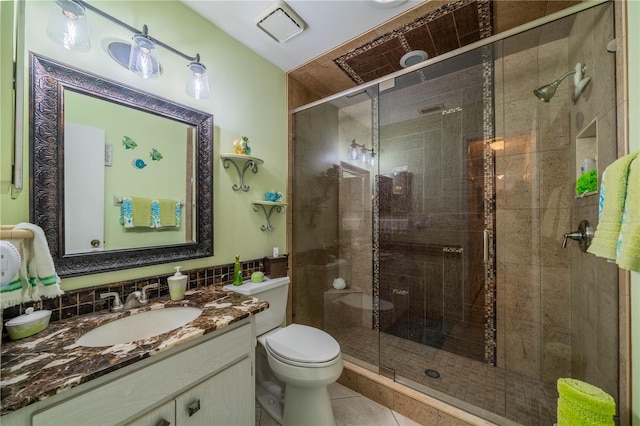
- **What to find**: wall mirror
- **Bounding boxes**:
[30,53,213,277]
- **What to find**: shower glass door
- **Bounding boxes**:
[375,46,496,384]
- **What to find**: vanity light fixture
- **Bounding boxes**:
[46,0,91,51]
[185,55,210,100]
[349,139,376,167]
[46,0,210,99]
[127,25,160,79]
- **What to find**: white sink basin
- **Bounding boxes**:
[76,307,202,347]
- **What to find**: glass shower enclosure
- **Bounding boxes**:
[291,2,618,424]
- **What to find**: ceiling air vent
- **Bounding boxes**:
[256,1,307,43]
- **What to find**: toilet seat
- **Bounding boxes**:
[265,324,341,366]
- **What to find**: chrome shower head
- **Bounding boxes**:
[533,83,559,102]
[533,63,590,102]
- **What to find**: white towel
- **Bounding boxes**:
[14,223,64,300]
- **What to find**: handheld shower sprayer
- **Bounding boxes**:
[533,63,591,102]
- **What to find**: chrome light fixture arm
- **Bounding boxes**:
[74,0,199,62]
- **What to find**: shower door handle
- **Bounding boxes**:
[483,229,489,264]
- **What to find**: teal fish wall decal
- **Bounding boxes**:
[150,148,163,161]
[122,136,138,149]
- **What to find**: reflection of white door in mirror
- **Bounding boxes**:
[64,122,106,254]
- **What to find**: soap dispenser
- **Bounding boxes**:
[233,255,243,286]
[168,266,188,300]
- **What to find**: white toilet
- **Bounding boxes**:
[224,276,343,425]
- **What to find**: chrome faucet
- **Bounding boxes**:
[100,283,158,312]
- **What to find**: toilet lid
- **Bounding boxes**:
[265,324,340,364]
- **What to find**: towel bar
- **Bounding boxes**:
[113,196,184,206]
[0,225,34,240]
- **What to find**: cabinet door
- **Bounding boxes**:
[175,357,253,426]
[125,400,175,426]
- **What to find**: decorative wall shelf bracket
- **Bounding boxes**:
[252,201,286,231]
[220,154,264,192]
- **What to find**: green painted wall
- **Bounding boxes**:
[630,0,639,423]
[0,0,287,290]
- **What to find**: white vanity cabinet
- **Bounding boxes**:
[3,319,255,426]
[128,357,252,426]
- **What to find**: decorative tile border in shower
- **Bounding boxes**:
[334,0,493,85]
[371,88,381,333]
[1,258,266,327]
[482,43,497,366]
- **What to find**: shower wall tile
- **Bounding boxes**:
[505,318,541,377]
[502,47,538,103]
[503,263,540,324]
[423,195,462,213]
[540,324,571,382]
[423,131,444,198]
[495,152,540,209]
[539,148,571,206]
[536,38,569,89]
[461,99,484,140]
[380,115,442,141]
[538,100,571,154]
[426,263,444,318]
[541,266,571,328]
[443,253,464,321]
[393,391,440,425]
[502,97,539,155]
[496,262,508,368]
[596,290,618,376]
[357,375,394,408]
[496,209,539,265]
[593,107,620,174]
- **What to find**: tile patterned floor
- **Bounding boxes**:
[330,326,558,426]
[255,383,420,426]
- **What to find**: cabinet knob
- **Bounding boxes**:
[156,419,170,426]
[188,400,201,417]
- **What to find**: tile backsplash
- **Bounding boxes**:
[1,258,266,326]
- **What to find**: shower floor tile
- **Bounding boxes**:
[330,326,557,426]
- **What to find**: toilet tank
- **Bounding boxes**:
[223,276,290,336]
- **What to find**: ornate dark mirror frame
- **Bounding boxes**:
[29,52,214,277]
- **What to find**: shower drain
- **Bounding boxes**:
[425,369,441,379]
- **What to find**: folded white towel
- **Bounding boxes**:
[14,223,64,300]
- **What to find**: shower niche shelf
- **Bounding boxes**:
[220,154,264,192]
[575,118,598,198]
[252,201,286,231]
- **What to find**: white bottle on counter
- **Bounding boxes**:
[168,266,188,300]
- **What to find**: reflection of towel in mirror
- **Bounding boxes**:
[132,197,153,227]
[14,223,64,300]
[120,197,133,228]
[616,155,640,271]
[151,200,160,228]
[158,199,179,228]
[120,196,153,228]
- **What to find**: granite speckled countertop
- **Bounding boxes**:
[0,286,268,416]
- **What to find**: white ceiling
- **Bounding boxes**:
[180,0,425,72]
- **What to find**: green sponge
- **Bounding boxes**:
[576,169,598,195]
[557,378,615,425]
